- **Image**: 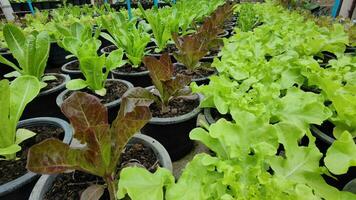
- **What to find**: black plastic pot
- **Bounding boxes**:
[204,108,217,125]
[218,30,230,38]
[311,124,356,190]
[56,79,133,122]
[28,133,172,200]
[111,69,151,88]
[61,60,82,79]
[141,86,202,161]
[0,49,16,78]
[100,44,117,55]
[173,63,217,86]
[21,73,70,120]
[345,46,356,54]
[47,42,73,69]
[0,117,73,200]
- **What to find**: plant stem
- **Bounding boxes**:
[105,177,117,200]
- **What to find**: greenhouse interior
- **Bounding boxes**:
[0,0,356,199]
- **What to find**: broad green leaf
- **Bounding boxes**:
[0,144,21,156]
[118,167,174,200]
[66,79,88,91]
[105,48,126,71]
[324,131,356,175]
[15,128,36,145]
[95,88,107,96]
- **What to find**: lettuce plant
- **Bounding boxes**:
[138,4,180,52]
[0,24,54,83]
[172,2,234,70]
[55,22,100,59]
[99,13,151,67]
[141,53,191,112]
[117,113,356,200]
[26,91,153,200]
[65,38,127,96]
[0,76,41,160]
[236,3,260,32]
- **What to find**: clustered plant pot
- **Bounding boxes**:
[311,123,356,190]
[0,49,17,78]
[61,60,83,79]
[141,86,202,161]
[0,117,73,200]
[56,79,133,122]
[100,45,152,87]
[173,62,218,86]
[21,73,70,120]
[145,43,177,62]
[28,133,172,200]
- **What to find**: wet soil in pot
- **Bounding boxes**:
[42,74,65,92]
[174,63,216,80]
[0,125,64,184]
[102,45,118,54]
[146,44,178,55]
[150,97,200,118]
[63,81,128,105]
[65,60,79,71]
[43,143,159,200]
[113,63,147,73]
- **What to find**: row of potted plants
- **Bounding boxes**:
[0,1,237,199]
[94,1,356,200]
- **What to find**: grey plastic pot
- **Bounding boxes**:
[61,60,82,79]
[0,117,73,200]
[56,79,133,122]
[141,86,202,161]
[22,73,70,120]
[204,108,216,125]
[28,133,172,200]
[173,63,217,86]
[218,30,230,38]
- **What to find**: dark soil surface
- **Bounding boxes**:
[65,60,79,71]
[113,63,147,73]
[150,96,199,118]
[42,74,65,92]
[174,63,216,80]
[146,43,177,55]
[102,45,117,54]
[63,80,128,104]
[43,143,159,200]
[209,108,232,122]
[0,125,64,185]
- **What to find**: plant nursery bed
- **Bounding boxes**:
[150,97,200,118]
[0,125,64,185]
[63,81,128,104]
[43,143,158,200]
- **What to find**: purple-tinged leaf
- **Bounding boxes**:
[61,92,108,144]
[80,184,105,200]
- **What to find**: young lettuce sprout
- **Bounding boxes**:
[0,76,41,160]
[65,38,127,96]
[141,53,191,112]
[0,24,54,85]
[100,13,151,67]
[26,91,153,200]
[172,2,235,70]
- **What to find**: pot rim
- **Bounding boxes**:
[61,59,81,74]
[173,62,218,82]
[39,73,70,96]
[56,79,134,109]
[0,117,73,197]
[28,133,172,200]
[145,86,202,125]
